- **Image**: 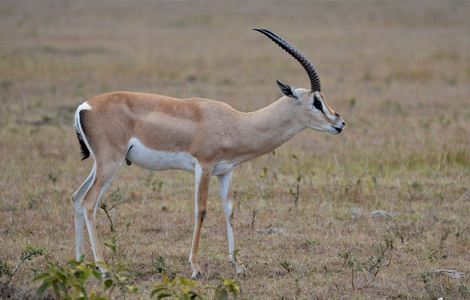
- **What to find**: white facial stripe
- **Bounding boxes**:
[323,104,335,119]
[313,92,335,119]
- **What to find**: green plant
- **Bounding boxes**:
[288,173,302,208]
[6,246,44,284]
[154,256,175,279]
[100,202,116,234]
[34,258,137,300]
[208,278,240,300]
[289,154,302,208]
[251,209,257,229]
[0,258,11,278]
[257,166,269,199]
[151,273,240,299]
[348,96,357,109]
[34,258,106,300]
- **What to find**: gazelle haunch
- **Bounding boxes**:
[72,28,345,279]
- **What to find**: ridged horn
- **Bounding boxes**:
[254,28,321,92]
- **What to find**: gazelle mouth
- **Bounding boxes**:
[333,126,343,133]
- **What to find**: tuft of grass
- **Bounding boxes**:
[279,261,294,273]
[0,258,10,278]
[153,256,175,279]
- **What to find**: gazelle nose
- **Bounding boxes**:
[342,121,346,126]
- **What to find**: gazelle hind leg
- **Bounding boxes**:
[82,160,122,268]
[72,163,96,202]
[73,163,96,261]
[189,163,211,279]
[217,172,246,275]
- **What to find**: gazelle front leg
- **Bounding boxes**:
[189,162,211,279]
[217,172,246,275]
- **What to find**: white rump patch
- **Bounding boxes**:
[78,101,92,111]
[74,101,94,159]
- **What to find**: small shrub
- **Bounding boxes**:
[6,246,44,284]
[34,259,239,299]
[339,238,394,290]
[338,250,361,291]
[34,258,137,300]
[365,238,393,279]
[419,270,468,299]
[103,234,118,255]
[289,154,302,208]
[151,273,240,299]
[34,258,105,300]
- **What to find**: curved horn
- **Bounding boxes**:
[254,28,321,92]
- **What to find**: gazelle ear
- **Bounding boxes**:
[276,80,300,101]
[277,80,295,98]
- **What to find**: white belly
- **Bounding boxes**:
[126,138,234,175]
[127,138,195,171]
[212,161,234,175]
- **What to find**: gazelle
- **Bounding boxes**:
[72,28,345,279]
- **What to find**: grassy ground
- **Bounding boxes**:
[0,0,469,299]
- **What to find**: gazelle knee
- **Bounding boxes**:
[73,200,84,216]
[198,209,207,221]
[83,206,95,219]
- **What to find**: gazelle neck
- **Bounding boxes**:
[237,97,306,160]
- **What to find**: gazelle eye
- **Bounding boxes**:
[313,96,323,111]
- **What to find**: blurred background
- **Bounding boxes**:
[0,0,469,298]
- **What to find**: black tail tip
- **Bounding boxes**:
[76,131,90,160]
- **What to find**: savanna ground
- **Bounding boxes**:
[0,0,469,299]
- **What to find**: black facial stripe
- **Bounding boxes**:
[313,96,323,112]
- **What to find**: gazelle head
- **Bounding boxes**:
[255,28,345,135]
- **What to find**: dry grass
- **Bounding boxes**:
[0,0,469,299]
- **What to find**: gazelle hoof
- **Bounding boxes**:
[100,269,112,279]
[191,271,202,279]
[94,263,110,279]
[235,264,247,276]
